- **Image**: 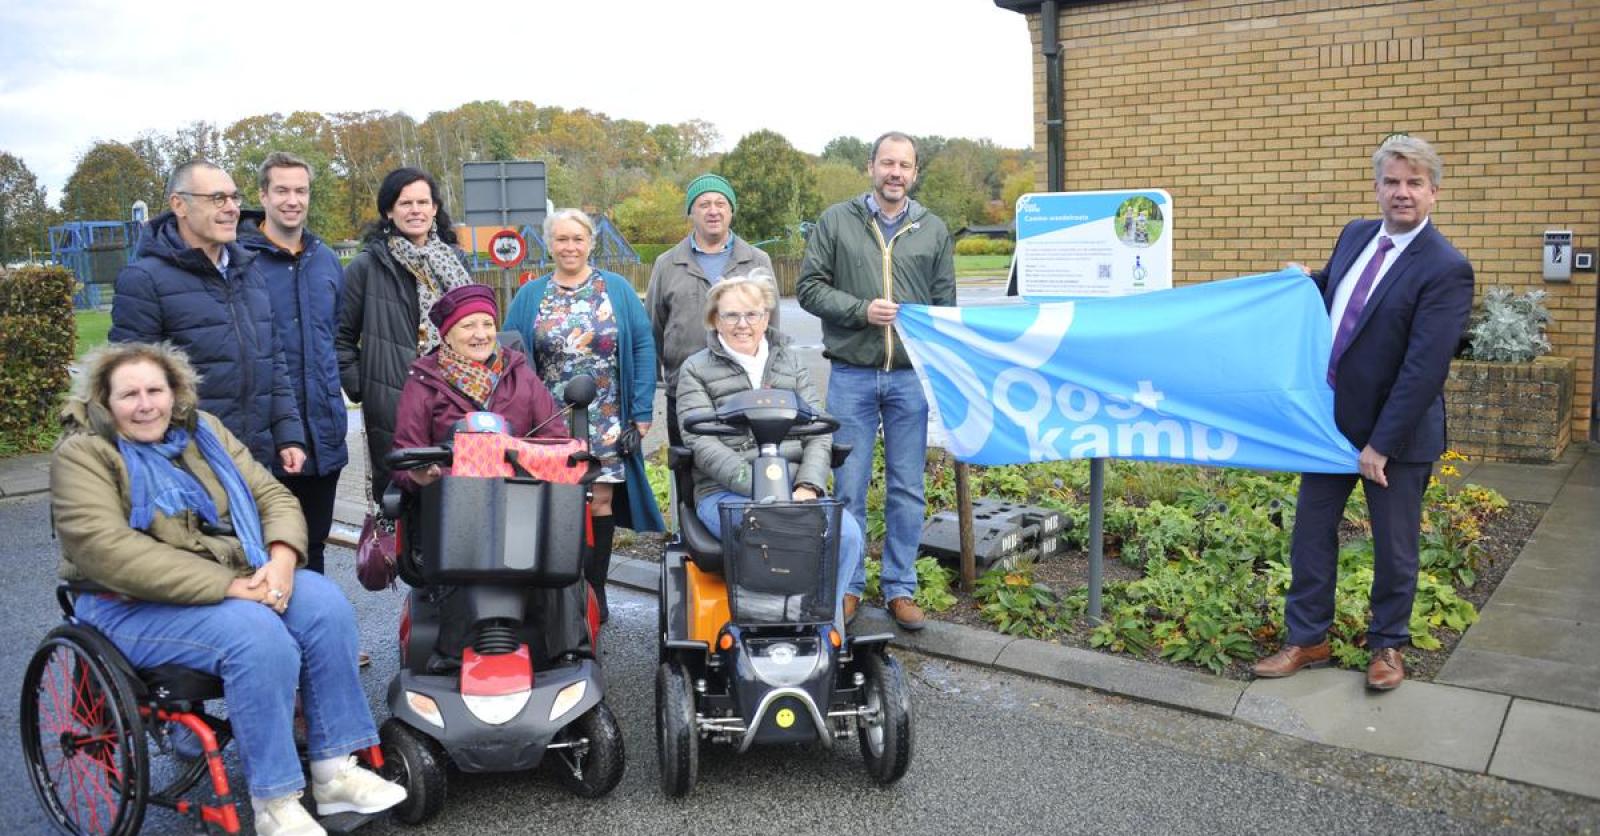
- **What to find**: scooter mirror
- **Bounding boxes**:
[564,374,597,408]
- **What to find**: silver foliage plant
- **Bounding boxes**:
[1466,287,1552,363]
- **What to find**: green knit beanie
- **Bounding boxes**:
[684,174,737,215]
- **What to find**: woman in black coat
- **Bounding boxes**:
[336,167,472,500]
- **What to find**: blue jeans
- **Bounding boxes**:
[826,362,928,602]
[696,490,864,620]
[76,570,378,799]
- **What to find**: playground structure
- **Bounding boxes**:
[48,221,143,309]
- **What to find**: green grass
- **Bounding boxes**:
[956,254,1012,278]
[76,310,111,358]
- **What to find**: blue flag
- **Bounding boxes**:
[895,270,1359,473]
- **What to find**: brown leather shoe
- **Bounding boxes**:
[843,594,861,626]
[1366,647,1405,691]
[888,597,926,631]
[1251,641,1331,678]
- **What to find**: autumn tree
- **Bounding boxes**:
[613,178,687,245]
[821,135,871,167]
[61,142,164,222]
[813,160,866,208]
[719,130,818,251]
[0,152,53,262]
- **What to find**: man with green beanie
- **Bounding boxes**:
[647,172,775,444]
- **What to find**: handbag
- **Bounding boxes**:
[355,512,398,591]
[355,426,399,591]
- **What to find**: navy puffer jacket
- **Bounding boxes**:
[237,214,349,477]
[109,211,304,466]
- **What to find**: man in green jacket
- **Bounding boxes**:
[647,173,774,445]
[797,131,956,631]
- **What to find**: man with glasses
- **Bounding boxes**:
[797,131,956,631]
[236,152,347,576]
[111,159,305,471]
[647,173,774,445]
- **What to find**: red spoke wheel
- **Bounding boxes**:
[21,628,149,836]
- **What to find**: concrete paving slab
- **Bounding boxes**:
[0,454,50,497]
[609,556,659,593]
[1496,542,1600,591]
[993,638,1245,718]
[1448,607,1600,665]
[1565,449,1600,487]
[1236,668,1509,772]
[1537,484,1600,532]
[1436,647,1600,712]
[1478,578,1600,621]
[1489,698,1600,800]
[1462,464,1571,504]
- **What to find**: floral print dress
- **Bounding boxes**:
[533,271,625,482]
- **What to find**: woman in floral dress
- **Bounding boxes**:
[504,209,664,621]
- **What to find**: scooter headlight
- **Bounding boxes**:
[406,691,445,729]
[548,680,587,722]
[463,690,531,726]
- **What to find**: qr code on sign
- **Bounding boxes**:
[1098,263,1112,279]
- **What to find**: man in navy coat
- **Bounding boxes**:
[1253,135,1474,690]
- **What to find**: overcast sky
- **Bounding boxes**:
[0,0,1037,203]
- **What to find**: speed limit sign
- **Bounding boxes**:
[488,229,526,269]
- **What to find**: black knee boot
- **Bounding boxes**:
[588,515,616,623]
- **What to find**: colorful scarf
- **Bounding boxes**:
[118,421,270,568]
[437,345,506,408]
[387,232,473,353]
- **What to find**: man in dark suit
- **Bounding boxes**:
[1253,135,1474,691]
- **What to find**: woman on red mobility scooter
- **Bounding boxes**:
[46,342,405,836]
[382,283,624,823]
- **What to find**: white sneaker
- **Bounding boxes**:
[311,757,408,816]
[254,793,325,836]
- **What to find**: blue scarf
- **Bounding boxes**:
[118,421,270,568]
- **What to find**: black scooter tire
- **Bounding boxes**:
[380,718,447,825]
[857,652,913,784]
[551,701,625,798]
[655,661,698,797]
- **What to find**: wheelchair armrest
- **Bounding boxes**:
[830,443,853,470]
[678,500,724,573]
[667,445,695,473]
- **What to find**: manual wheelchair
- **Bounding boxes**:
[21,583,385,835]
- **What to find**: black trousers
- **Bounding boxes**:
[281,469,342,574]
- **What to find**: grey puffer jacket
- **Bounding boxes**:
[674,329,831,503]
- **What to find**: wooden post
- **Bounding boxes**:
[955,460,976,593]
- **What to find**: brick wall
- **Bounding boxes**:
[1021,0,1598,440]
[1445,356,1574,461]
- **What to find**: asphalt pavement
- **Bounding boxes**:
[3,492,1597,834]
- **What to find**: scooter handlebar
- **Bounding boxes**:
[384,445,452,472]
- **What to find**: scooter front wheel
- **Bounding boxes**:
[379,718,447,825]
[655,661,698,797]
[549,701,625,798]
[857,652,913,784]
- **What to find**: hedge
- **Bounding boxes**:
[0,266,76,453]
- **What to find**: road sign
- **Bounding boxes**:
[488,229,526,269]
[463,160,548,229]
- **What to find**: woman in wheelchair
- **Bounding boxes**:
[49,342,405,836]
[389,283,580,667]
[674,272,865,623]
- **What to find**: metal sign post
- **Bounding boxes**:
[1011,189,1176,623]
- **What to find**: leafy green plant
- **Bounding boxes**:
[975,563,1060,637]
[1,266,75,454]
[913,556,958,612]
[1466,287,1551,362]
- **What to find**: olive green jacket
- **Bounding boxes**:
[796,195,956,370]
[51,400,307,605]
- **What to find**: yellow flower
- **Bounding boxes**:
[1440,465,1461,478]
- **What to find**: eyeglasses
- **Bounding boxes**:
[175,191,244,208]
[717,310,768,325]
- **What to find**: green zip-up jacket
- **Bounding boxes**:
[796,195,956,370]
